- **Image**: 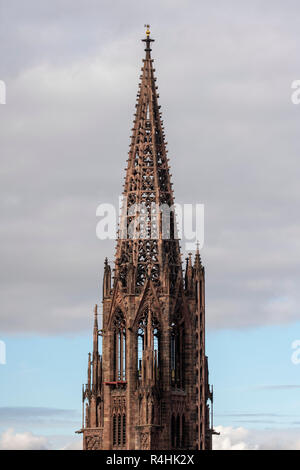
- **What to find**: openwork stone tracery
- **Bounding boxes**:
[80,28,214,450]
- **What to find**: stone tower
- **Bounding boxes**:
[80,28,214,450]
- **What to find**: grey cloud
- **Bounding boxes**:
[1,1,300,333]
[0,427,82,450]
[0,407,80,431]
[0,406,78,418]
[0,428,48,450]
[216,411,300,426]
[213,425,300,450]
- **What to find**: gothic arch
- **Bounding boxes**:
[131,277,162,330]
[172,288,192,329]
[107,282,128,330]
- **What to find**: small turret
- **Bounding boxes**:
[194,242,203,271]
[185,252,194,294]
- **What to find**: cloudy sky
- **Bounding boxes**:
[1,0,300,449]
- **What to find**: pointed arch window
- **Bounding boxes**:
[113,310,126,381]
[137,306,160,381]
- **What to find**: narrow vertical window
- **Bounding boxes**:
[170,321,185,389]
[176,414,180,448]
[113,331,117,380]
[181,415,185,448]
[122,414,126,446]
[171,414,175,448]
[137,308,160,381]
[171,329,176,386]
[199,280,202,306]
[118,414,121,445]
[113,415,117,445]
[118,331,121,380]
[153,327,159,355]
[175,332,180,387]
[138,327,144,379]
[154,326,159,379]
[113,310,126,381]
[122,329,126,380]
[180,328,185,388]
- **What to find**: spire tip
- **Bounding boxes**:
[142,24,154,53]
[144,24,151,38]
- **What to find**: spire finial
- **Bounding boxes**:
[194,241,202,269]
[142,24,154,56]
[144,24,151,37]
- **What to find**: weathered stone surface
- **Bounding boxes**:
[80,30,213,450]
